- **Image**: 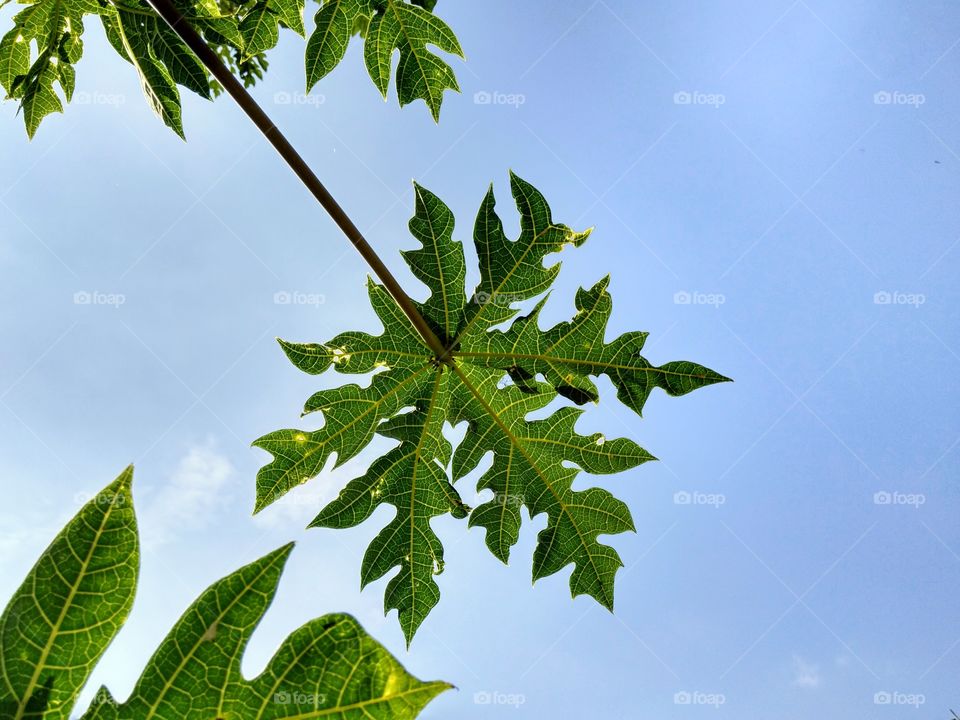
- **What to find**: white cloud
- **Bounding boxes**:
[251,455,373,529]
[141,440,234,549]
[792,656,821,689]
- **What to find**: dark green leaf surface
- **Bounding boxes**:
[255,174,730,643]
[0,467,138,720]
[0,467,449,719]
[2,0,461,136]
[306,0,463,121]
[0,0,88,137]
[82,545,449,720]
[239,2,280,57]
[106,8,190,137]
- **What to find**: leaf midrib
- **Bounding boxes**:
[453,226,556,347]
[12,492,122,720]
[386,0,437,107]
[451,364,609,600]
[456,351,717,379]
[263,363,433,501]
[140,552,284,720]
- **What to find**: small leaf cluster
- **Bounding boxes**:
[0,0,463,136]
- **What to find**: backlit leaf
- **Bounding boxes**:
[255,173,731,643]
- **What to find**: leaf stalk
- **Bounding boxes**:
[144,0,448,358]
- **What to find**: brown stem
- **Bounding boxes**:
[143,0,448,358]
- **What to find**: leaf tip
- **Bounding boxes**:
[112,464,135,492]
[263,541,296,569]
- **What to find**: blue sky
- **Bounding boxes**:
[2,0,960,717]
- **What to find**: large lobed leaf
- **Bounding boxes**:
[1,0,461,136]
[254,173,731,643]
[0,466,448,719]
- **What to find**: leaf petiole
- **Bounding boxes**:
[143,0,448,359]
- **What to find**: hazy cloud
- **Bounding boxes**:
[792,656,821,689]
[141,440,234,549]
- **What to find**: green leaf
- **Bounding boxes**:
[0,467,138,720]
[305,0,463,120]
[21,64,63,138]
[364,0,463,121]
[254,173,731,642]
[269,0,304,37]
[0,0,87,137]
[3,0,462,134]
[0,28,31,96]
[103,8,187,137]
[0,466,449,719]
[82,545,449,720]
[239,2,279,57]
[451,369,652,607]
[462,277,731,414]
[1,0,240,137]
[150,20,211,98]
[305,0,363,93]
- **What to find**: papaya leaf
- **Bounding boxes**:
[2,0,462,136]
[0,0,90,137]
[0,466,449,719]
[254,173,731,643]
[305,0,463,121]
[0,467,137,720]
